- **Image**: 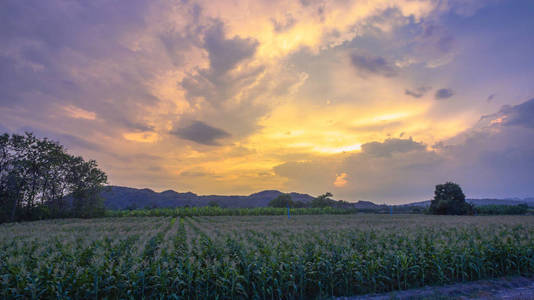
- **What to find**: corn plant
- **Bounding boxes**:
[1,215,534,299]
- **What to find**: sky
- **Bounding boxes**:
[1,0,534,203]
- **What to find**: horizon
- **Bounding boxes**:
[2,0,534,204]
[107,184,534,205]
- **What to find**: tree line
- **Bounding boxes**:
[268,182,528,216]
[0,132,107,223]
[268,192,354,209]
[1,132,526,223]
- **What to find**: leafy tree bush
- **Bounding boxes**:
[268,193,294,208]
[207,200,220,207]
[475,204,528,215]
[0,132,107,222]
[429,182,473,215]
[293,200,307,208]
[310,192,337,208]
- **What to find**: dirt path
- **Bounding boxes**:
[338,276,534,299]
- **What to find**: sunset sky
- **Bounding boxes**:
[1,0,534,203]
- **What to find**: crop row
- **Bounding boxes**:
[1,215,534,299]
[105,206,358,217]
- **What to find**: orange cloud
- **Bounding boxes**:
[334,172,348,187]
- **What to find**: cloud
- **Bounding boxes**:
[0,0,525,199]
[271,14,296,32]
[181,21,260,105]
[361,138,426,157]
[273,98,534,202]
[63,106,97,120]
[350,53,398,77]
[205,22,258,76]
[171,120,230,145]
[405,86,431,98]
[274,138,443,201]
[333,173,348,187]
[500,98,534,128]
[0,0,197,138]
[435,88,454,99]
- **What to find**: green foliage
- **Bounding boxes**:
[2,215,534,299]
[268,193,294,207]
[310,192,336,208]
[475,204,529,215]
[207,200,220,207]
[429,182,473,215]
[107,206,357,217]
[0,132,107,223]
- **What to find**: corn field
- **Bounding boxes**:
[106,206,359,218]
[2,215,534,299]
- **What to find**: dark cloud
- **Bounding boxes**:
[0,0,188,135]
[181,21,260,105]
[171,120,230,145]
[350,53,398,77]
[500,98,534,128]
[271,14,296,32]
[477,98,534,129]
[435,88,454,99]
[204,22,258,76]
[361,138,426,157]
[405,86,431,98]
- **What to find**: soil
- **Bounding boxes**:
[337,276,534,300]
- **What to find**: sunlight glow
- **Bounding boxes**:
[123,132,159,143]
[63,106,96,120]
[333,172,348,187]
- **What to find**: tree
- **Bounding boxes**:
[310,192,336,208]
[208,200,220,207]
[268,194,294,208]
[429,182,473,215]
[0,132,107,222]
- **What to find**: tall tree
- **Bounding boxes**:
[0,132,107,222]
[429,182,473,215]
[310,192,336,208]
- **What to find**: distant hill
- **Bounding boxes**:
[100,186,534,210]
[101,186,316,209]
[398,198,534,208]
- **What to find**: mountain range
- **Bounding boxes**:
[101,186,315,209]
[101,186,534,210]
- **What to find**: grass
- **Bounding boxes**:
[1,215,534,299]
